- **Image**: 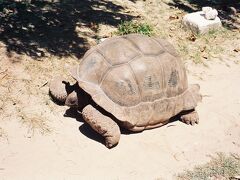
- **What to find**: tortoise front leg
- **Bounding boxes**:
[82,105,121,148]
[180,109,199,125]
[49,76,75,104]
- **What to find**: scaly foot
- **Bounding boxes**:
[181,110,199,126]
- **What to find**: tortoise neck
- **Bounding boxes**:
[75,85,92,110]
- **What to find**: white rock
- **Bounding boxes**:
[201,7,218,20]
[202,7,212,14]
[205,9,218,20]
[183,11,222,34]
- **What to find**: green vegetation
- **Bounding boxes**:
[116,20,154,36]
[177,153,240,180]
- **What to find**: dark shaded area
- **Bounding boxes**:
[78,110,184,147]
[63,106,105,146]
[63,102,184,147]
[79,124,105,146]
[167,0,240,29]
[64,108,105,146]
[64,107,84,122]
[0,0,135,58]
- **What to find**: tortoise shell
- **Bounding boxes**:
[71,34,188,131]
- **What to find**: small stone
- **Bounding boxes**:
[202,7,212,14]
[202,7,218,20]
[183,11,222,34]
[205,9,218,20]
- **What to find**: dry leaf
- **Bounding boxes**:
[202,55,208,59]
[200,46,206,52]
[169,15,179,20]
[233,48,240,52]
[187,34,197,42]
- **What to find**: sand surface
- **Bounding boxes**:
[0,58,240,180]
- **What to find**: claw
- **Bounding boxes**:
[191,120,195,126]
[180,110,199,126]
[196,118,199,124]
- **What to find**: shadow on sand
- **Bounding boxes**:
[0,0,135,59]
[64,106,182,147]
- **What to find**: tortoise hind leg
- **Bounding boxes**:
[82,105,121,148]
[180,109,199,125]
[181,84,201,125]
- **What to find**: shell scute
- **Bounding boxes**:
[73,51,110,85]
[101,65,141,106]
[97,37,140,65]
[125,34,164,55]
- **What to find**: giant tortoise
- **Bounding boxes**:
[49,34,202,148]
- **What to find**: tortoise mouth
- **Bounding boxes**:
[65,89,79,107]
[65,103,78,108]
[65,99,78,107]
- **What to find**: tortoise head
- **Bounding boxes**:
[64,66,79,107]
[65,82,91,109]
[65,90,79,107]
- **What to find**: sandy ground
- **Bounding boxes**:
[0,0,240,179]
[0,53,239,180]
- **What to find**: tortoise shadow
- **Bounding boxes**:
[79,123,105,146]
[63,96,183,146]
[121,113,181,135]
[64,107,105,146]
[64,108,84,123]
